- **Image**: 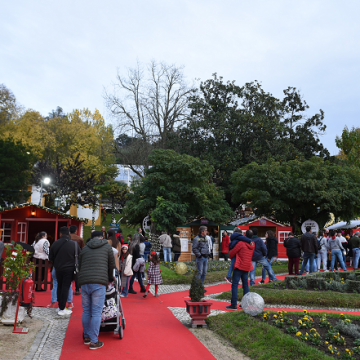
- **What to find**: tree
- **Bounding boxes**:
[104,61,195,177]
[97,180,128,223]
[172,75,329,205]
[0,84,22,126]
[231,157,360,232]
[335,126,360,166]
[0,139,36,206]
[124,149,233,232]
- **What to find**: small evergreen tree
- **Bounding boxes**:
[149,232,161,253]
[189,271,205,302]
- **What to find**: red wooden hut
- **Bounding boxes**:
[0,203,88,246]
[231,216,292,260]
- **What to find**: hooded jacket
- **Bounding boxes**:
[229,241,255,271]
[229,232,252,251]
[266,236,278,259]
[251,235,267,262]
[159,234,172,248]
[78,237,115,286]
[300,232,318,254]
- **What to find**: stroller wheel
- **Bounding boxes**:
[122,316,126,330]
[119,319,124,339]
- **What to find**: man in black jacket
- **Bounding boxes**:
[299,226,318,275]
[78,230,115,350]
[284,233,301,275]
[49,226,80,316]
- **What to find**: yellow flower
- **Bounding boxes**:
[346,349,349,352]
[296,332,301,337]
[325,341,328,345]
[273,315,277,318]
[303,310,307,313]
[298,320,302,324]
[305,332,309,336]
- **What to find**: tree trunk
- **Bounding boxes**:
[91,210,96,231]
[111,199,116,224]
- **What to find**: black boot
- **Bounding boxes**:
[129,287,137,294]
[140,286,146,293]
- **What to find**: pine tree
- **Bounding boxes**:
[189,271,205,302]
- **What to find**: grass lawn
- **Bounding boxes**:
[216,285,360,308]
[82,214,139,242]
[206,311,334,360]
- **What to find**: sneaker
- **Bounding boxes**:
[120,294,128,297]
[155,293,160,297]
[58,309,72,316]
[128,288,137,294]
[47,302,58,309]
[84,337,91,345]
[66,302,74,309]
[75,291,81,295]
[143,291,148,298]
[259,280,265,284]
[225,305,238,311]
[324,270,329,272]
[224,277,232,284]
[134,278,138,282]
[89,341,104,350]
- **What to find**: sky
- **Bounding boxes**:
[1,0,359,156]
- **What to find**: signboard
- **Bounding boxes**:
[180,238,189,252]
[259,219,267,225]
[178,227,191,238]
[201,219,209,224]
[142,215,151,234]
[108,223,119,229]
[301,219,319,234]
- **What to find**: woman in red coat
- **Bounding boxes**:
[221,231,230,261]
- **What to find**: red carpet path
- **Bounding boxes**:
[32,271,360,360]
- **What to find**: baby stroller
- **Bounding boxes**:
[99,269,126,339]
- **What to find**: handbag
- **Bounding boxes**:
[73,242,79,281]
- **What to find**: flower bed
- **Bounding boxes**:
[261,310,360,359]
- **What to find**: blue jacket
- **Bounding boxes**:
[229,232,252,251]
[251,235,267,261]
[144,241,152,254]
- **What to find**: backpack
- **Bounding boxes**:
[317,237,324,251]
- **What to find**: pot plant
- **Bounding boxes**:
[184,271,212,328]
[0,243,34,324]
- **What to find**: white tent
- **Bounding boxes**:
[327,220,360,230]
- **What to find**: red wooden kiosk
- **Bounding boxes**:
[231,216,292,260]
[0,203,87,246]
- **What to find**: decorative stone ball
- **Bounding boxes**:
[241,292,265,316]
[175,262,188,275]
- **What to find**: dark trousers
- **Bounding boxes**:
[75,278,80,292]
[174,253,181,262]
[34,259,46,290]
[130,271,144,289]
[56,269,73,310]
[288,257,300,275]
[221,252,229,261]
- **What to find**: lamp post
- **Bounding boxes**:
[124,167,130,187]
[39,177,51,205]
[54,197,61,209]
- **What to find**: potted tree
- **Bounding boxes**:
[0,243,34,324]
[184,272,213,328]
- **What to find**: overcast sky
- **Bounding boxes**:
[1,0,359,155]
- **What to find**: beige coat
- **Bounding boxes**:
[124,254,133,276]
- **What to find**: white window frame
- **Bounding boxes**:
[1,222,12,243]
[17,222,27,243]
[278,231,291,244]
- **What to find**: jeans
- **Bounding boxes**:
[56,269,73,310]
[51,267,72,304]
[300,252,316,274]
[130,271,144,289]
[305,258,317,272]
[143,253,149,262]
[81,284,106,344]
[331,250,347,271]
[317,250,327,271]
[231,269,249,307]
[251,258,277,285]
[227,257,235,278]
[121,276,129,296]
[196,256,209,284]
[353,248,360,269]
[163,247,171,262]
[262,257,276,280]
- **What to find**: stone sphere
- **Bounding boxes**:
[241,292,265,316]
[175,262,188,275]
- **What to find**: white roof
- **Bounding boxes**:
[327,220,360,230]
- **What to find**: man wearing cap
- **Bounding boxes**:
[78,230,115,350]
[350,232,360,270]
[49,226,81,316]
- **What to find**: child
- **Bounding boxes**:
[143,252,162,298]
[119,244,133,297]
[143,236,152,262]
